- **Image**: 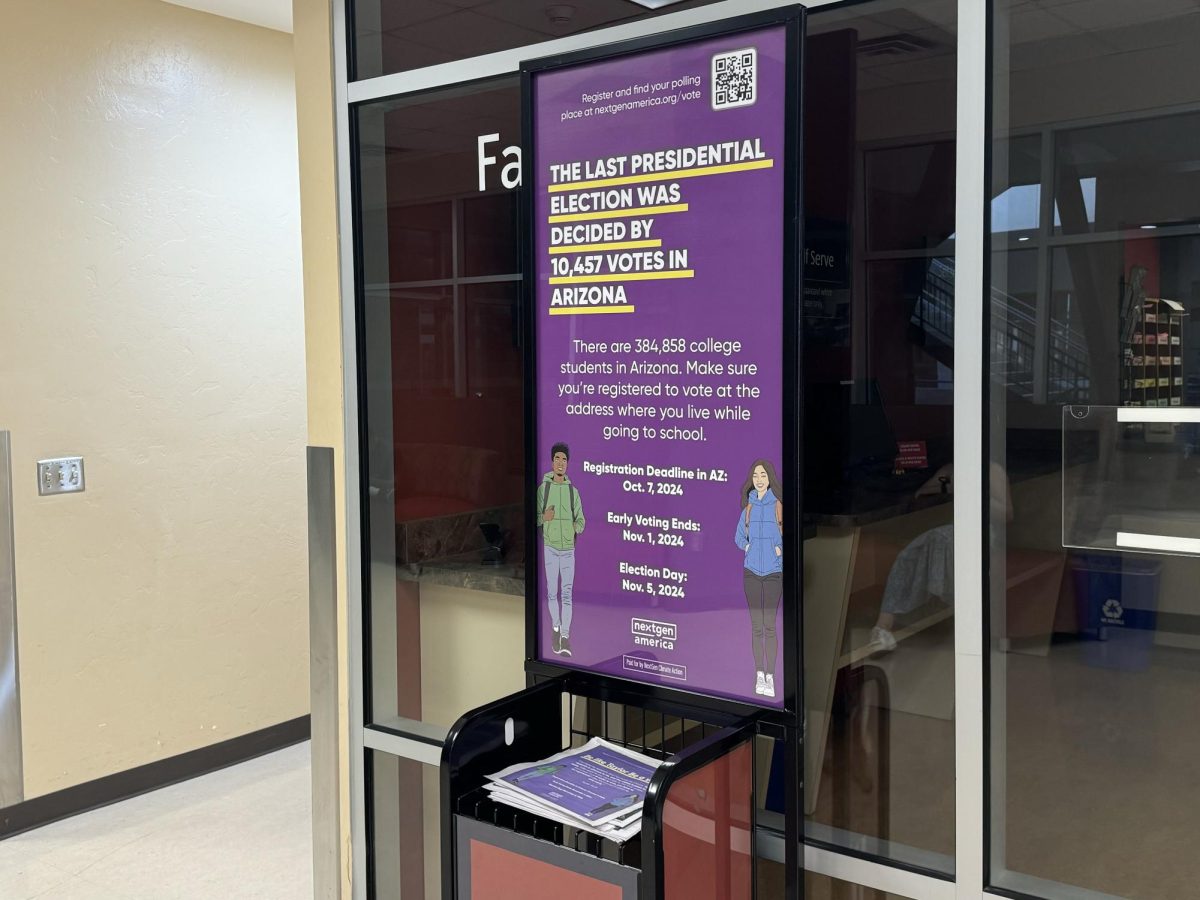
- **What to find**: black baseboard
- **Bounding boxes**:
[0,715,311,840]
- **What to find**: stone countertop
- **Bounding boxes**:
[397,555,525,597]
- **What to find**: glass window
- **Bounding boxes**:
[369,752,439,900]
[349,0,724,81]
[802,0,956,876]
[990,2,1200,897]
[757,860,920,900]
[1053,113,1200,236]
[992,136,1043,238]
[866,143,956,254]
[355,4,963,896]
[355,77,529,738]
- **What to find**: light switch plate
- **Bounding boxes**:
[37,457,85,496]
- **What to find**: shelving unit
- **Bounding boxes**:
[1122,297,1188,408]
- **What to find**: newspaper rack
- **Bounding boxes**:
[442,672,796,900]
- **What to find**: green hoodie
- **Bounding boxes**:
[536,473,585,550]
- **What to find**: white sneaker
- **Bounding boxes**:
[868,626,897,654]
[764,674,776,698]
[755,671,766,695]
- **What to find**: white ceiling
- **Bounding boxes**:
[161,0,293,33]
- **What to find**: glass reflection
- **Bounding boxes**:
[356,78,528,737]
[801,0,956,875]
[991,2,1200,897]
[351,0,723,81]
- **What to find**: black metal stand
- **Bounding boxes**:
[442,672,796,900]
[444,7,808,899]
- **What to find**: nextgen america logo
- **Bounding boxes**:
[632,618,677,650]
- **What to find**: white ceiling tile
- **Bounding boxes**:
[160,0,292,33]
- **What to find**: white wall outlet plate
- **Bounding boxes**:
[37,457,85,496]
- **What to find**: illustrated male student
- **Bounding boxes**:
[538,441,585,658]
[509,763,565,784]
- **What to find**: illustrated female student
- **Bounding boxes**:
[734,460,783,699]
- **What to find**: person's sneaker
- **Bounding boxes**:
[755,671,766,695]
[764,674,776,698]
[560,637,572,658]
[552,629,562,655]
[867,626,897,655]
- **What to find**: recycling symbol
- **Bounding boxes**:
[1102,598,1124,622]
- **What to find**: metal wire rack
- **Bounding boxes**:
[452,689,727,866]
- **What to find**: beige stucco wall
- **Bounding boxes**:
[0,0,309,798]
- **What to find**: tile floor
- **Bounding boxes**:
[0,742,313,900]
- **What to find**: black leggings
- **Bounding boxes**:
[744,569,783,673]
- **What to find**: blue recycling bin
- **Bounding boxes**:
[1070,553,1161,671]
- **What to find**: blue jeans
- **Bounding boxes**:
[544,545,575,637]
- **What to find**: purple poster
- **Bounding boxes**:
[532,26,787,707]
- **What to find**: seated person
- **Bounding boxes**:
[867,462,1011,653]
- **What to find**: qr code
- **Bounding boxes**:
[711,47,757,110]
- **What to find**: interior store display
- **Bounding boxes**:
[1121,270,1188,408]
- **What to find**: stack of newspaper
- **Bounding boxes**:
[485,737,661,842]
